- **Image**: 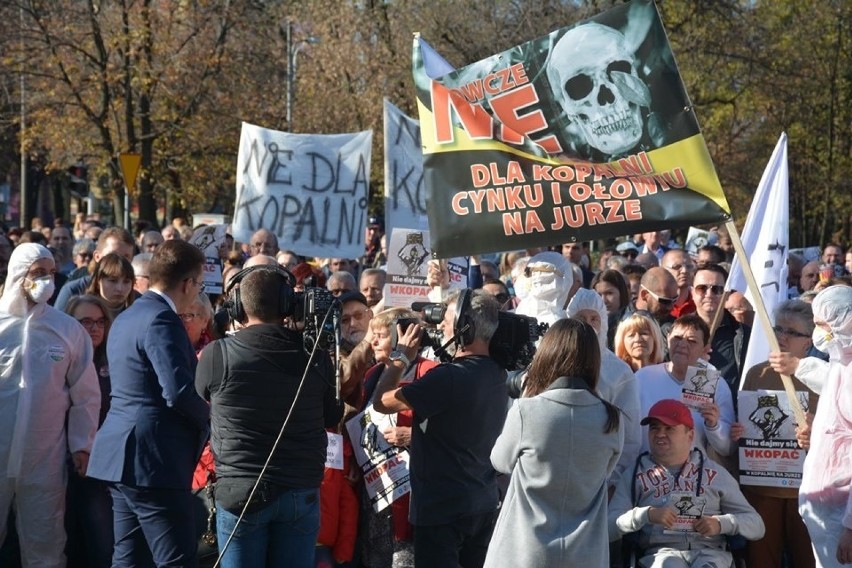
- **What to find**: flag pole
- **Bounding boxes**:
[707,290,729,341]
[724,219,806,425]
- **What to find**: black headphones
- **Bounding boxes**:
[223,265,296,324]
[454,288,476,347]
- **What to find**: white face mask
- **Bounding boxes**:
[812,326,836,354]
[530,271,562,303]
[24,276,55,304]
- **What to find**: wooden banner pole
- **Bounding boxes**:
[724,220,806,425]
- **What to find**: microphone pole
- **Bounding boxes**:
[332,304,342,402]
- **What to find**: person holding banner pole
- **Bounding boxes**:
[731,300,818,568]
[769,286,852,567]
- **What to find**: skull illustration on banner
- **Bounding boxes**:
[547,23,652,157]
[547,22,653,158]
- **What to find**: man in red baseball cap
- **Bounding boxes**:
[641,398,696,428]
[609,399,764,567]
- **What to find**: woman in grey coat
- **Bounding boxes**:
[484,318,624,568]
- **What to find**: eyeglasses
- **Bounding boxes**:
[773,326,810,339]
[179,312,200,323]
[78,317,107,330]
[693,284,724,296]
[189,277,206,292]
[641,285,677,305]
[666,263,695,272]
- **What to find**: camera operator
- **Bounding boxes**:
[372,289,508,568]
[195,267,342,568]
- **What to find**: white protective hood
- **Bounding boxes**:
[812,285,852,364]
[0,243,54,317]
[566,288,609,353]
[515,252,573,326]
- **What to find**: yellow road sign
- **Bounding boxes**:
[119,153,142,195]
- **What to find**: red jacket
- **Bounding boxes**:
[317,433,359,562]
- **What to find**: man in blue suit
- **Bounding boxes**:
[88,239,210,567]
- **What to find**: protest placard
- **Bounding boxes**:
[384,228,431,308]
[383,100,428,241]
[325,432,344,471]
[664,491,707,534]
[738,390,809,488]
[233,122,372,259]
[345,405,411,512]
[681,360,720,411]
[684,227,716,258]
[384,228,469,308]
[189,224,227,294]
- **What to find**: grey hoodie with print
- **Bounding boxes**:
[608,448,765,555]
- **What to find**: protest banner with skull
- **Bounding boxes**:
[546,22,652,158]
[412,0,731,258]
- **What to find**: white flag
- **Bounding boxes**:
[383,99,429,239]
[727,133,789,389]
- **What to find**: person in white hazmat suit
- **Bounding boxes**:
[567,288,641,490]
[770,285,852,567]
[0,243,100,566]
[514,251,574,325]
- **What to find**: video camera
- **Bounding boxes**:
[295,287,338,354]
[490,311,548,371]
[391,314,445,355]
[411,293,547,371]
[214,263,339,355]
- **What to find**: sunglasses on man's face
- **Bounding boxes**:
[693,284,724,296]
[641,285,676,305]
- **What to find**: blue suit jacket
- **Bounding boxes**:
[88,291,210,490]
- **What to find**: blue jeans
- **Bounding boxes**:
[216,487,320,568]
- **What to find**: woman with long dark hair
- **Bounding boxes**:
[484,318,623,568]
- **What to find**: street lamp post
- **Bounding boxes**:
[285,21,319,130]
[19,4,27,228]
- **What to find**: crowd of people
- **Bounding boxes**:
[0,214,850,568]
